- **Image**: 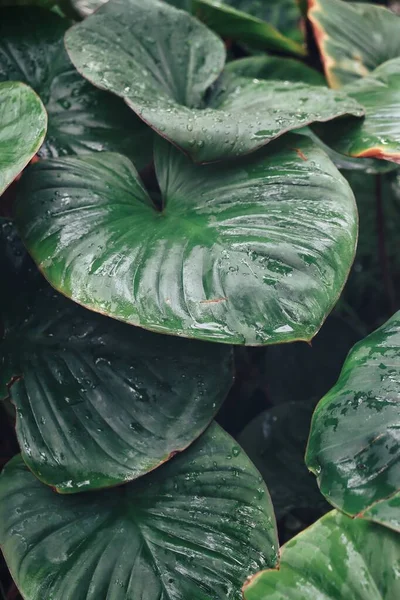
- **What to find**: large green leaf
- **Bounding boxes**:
[243,510,400,600]
[192,0,304,55]
[65,0,364,163]
[0,81,47,196]
[306,312,400,532]
[0,424,278,600]
[225,55,326,86]
[309,0,400,88]
[315,58,400,165]
[0,228,233,493]
[16,134,358,345]
[238,402,329,521]
[0,8,152,167]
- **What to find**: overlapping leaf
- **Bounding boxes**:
[0,81,47,196]
[316,58,400,164]
[243,510,400,599]
[0,222,234,493]
[306,312,400,532]
[0,7,152,166]
[16,135,358,345]
[65,0,364,162]
[225,55,325,86]
[309,0,400,88]
[0,424,278,600]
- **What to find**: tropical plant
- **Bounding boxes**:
[0,0,399,598]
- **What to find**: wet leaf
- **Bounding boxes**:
[0,81,47,196]
[0,7,152,167]
[306,311,400,531]
[243,510,400,600]
[16,134,358,345]
[65,0,364,162]
[225,55,326,86]
[0,424,278,600]
[0,223,233,493]
[309,0,400,88]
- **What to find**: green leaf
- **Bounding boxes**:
[192,0,304,55]
[306,311,400,531]
[0,226,233,493]
[309,0,400,88]
[225,55,326,86]
[361,492,400,532]
[238,402,329,520]
[0,424,279,600]
[0,7,152,167]
[65,0,364,162]
[243,510,400,600]
[0,0,55,5]
[315,58,400,165]
[0,81,47,196]
[16,134,358,345]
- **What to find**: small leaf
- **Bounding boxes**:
[193,0,304,55]
[16,134,358,345]
[0,424,278,600]
[225,55,326,86]
[0,7,152,167]
[0,81,47,196]
[315,58,400,165]
[361,492,400,533]
[0,223,233,492]
[238,403,329,520]
[65,0,364,162]
[69,0,108,17]
[309,0,400,88]
[243,510,400,600]
[306,311,400,531]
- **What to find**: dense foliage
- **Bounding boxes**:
[0,0,399,599]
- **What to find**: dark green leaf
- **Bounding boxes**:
[65,0,364,162]
[361,492,400,532]
[309,0,400,88]
[315,58,400,165]
[16,134,358,345]
[0,424,278,600]
[193,0,304,55]
[0,225,233,493]
[0,8,152,167]
[306,312,400,531]
[238,403,329,520]
[225,55,326,86]
[243,510,400,600]
[0,81,47,196]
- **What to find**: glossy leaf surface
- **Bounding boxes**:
[16,135,358,345]
[243,510,400,600]
[306,311,400,530]
[225,55,325,86]
[316,58,400,164]
[0,8,152,167]
[0,81,47,196]
[0,424,278,600]
[193,0,304,55]
[238,403,328,520]
[65,0,363,162]
[309,0,400,88]
[0,224,233,492]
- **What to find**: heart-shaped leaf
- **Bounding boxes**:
[0,424,278,600]
[0,225,233,493]
[0,7,152,167]
[225,55,326,86]
[192,0,304,55]
[65,0,364,162]
[243,510,400,600]
[16,134,358,345]
[306,311,400,532]
[238,402,329,520]
[0,81,47,196]
[309,0,400,88]
[315,58,400,164]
